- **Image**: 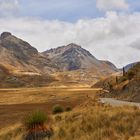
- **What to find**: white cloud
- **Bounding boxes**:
[130,38,140,50]
[0,0,19,16]
[96,0,129,11]
[0,11,140,68]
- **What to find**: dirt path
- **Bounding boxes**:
[100,98,140,108]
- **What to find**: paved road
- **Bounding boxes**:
[100,98,140,108]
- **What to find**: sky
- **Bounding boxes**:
[0,0,140,68]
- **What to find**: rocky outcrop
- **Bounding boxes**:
[0,32,12,39]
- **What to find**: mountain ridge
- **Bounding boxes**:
[0,32,119,87]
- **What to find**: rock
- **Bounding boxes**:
[0,32,12,39]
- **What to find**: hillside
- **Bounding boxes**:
[93,62,140,102]
[0,64,56,88]
[0,32,59,87]
[0,32,57,75]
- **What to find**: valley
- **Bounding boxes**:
[1,86,140,140]
[0,32,140,140]
[1,0,140,138]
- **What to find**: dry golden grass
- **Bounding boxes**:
[0,124,23,140]
[52,98,140,140]
[1,99,140,140]
[0,87,98,105]
[129,136,140,140]
[1,88,140,140]
[0,87,98,130]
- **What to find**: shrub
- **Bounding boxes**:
[120,76,127,82]
[25,110,47,129]
[108,82,113,90]
[65,106,72,112]
[126,71,135,80]
[53,104,64,114]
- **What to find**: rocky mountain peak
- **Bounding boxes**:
[66,43,81,48]
[43,43,118,71]
[59,43,82,53]
[0,32,12,39]
[44,43,90,56]
[0,32,38,61]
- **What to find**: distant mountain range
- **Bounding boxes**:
[0,32,119,87]
[124,62,139,72]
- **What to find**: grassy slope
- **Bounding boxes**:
[52,99,140,140]
[0,64,56,88]
[1,97,140,140]
[0,64,111,88]
[92,63,140,102]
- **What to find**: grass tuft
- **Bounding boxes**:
[25,110,47,130]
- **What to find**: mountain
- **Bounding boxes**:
[43,43,118,72]
[0,32,57,75]
[0,32,119,87]
[0,32,58,87]
[42,43,119,86]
